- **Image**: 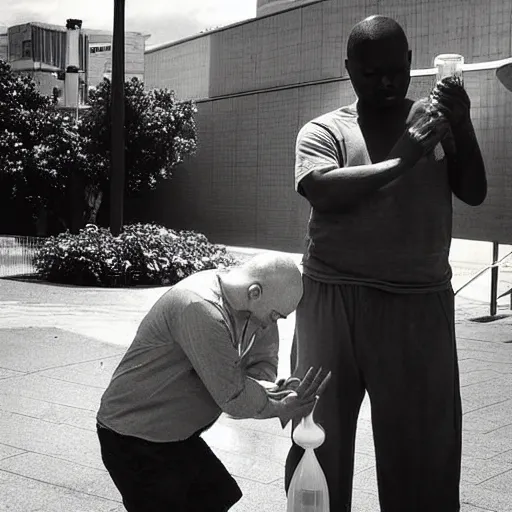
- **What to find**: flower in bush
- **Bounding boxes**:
[33,223,238,287]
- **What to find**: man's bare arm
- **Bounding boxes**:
[433,79,487,206]
[298,114,449,213]
[443,121,487,206]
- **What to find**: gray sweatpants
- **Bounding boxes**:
[285,275,462,512]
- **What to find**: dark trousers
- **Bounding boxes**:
[97,424,242,512]
[285,276,462,512]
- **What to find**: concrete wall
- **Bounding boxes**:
[145,36,211,99]
[148,0,512,101]
[141,0,512,250]
[257,0,322,17]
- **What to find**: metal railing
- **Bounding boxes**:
[454,244,512,316]
[0,235,46,278]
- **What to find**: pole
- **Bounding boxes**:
[110,0,126,236]
[490,242,499,317]
[65,19,83,235]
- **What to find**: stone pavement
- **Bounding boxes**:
[0,264,511,511]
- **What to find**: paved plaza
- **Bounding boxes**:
[0,253,511,511]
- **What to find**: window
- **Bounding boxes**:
[90,44,112,54]
[22,40,32,58]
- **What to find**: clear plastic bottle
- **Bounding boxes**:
[287,400,329,512]
[434,53,464,83]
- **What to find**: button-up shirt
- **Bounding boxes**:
[96,269,279,442]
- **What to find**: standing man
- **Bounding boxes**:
[97,252,330,512]
[285,15,486,512]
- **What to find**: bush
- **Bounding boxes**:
[33,223,238,286]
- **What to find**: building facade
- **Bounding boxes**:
[145,1,510,251]
[256,0,320,17]
[5,22,147,101]
[0,26,8,61]
[142,0,512,252]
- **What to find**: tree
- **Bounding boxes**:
[0,59,63,232]
[0,61,198,233]
[79,77,197,224]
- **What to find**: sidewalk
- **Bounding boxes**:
[0,270,511,511]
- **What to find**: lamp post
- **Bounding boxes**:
[110,0,126,236]
[64,18,84,234]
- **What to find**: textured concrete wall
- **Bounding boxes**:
[257,0,322,17]
[147,0,512,98]
[209,0,512,96]
[142,0,512,249]
[139,70,512,250]
[144,36,211,99]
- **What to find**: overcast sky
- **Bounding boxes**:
[1,0,257,47]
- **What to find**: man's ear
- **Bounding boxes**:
[248,283,262,301]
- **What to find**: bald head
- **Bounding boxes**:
[241,252,301,284]
[221,253,303,325]
[347,15,409,61]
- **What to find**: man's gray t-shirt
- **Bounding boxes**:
[295,102,453,293]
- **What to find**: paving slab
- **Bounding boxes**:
[461,483,512,511]
[36,356,123,389]
[203,420,292,464]
[231,476,288,512]
[0,452,119,502]
[491,450,512,465]
[0,368,26,380]
[352,466,379,495]
[463,399,512,434]
[0,391,98,432]
[462,437,504,461]
[461,456,512,485]
[461,376,512,411]
[210,445,285,485]
[0,373,104,411]
[0,443,26,461]
[457,323,512,344]
[0,470,78,512]
[0,328,124,373]
[36,493,123,512]
[460,369,503,388]
[459,358,512,375]
[0,411,104,471]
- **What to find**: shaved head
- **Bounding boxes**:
[347,15,409,61]
[221,253,303,326]
[241,252,300,285]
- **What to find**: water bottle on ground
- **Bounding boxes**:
[287,399,329,512]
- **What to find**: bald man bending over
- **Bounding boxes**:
[97,253,330,512]
[286,15,486,512]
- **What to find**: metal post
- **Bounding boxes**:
[65,19,83,235]
[110,0,126,237]
[490,242,499,317]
